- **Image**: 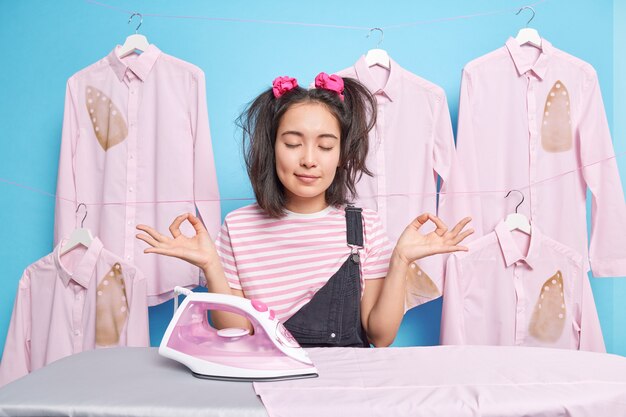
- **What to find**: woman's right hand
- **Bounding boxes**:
[136,213,218,270]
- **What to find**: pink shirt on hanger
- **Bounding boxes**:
[441,221,605,352]
[439,38,626,277]
[54,45,221,305]
[336,57,458,308]
[0,238,149,387]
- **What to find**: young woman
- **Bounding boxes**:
[136,73,472,347]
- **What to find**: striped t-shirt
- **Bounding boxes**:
[215,204,393,322]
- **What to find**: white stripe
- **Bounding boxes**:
[239,258,346,277]
[233,242,348,262]
[246,280,329,302]
[229,218,345,232]
[229,229,347,244]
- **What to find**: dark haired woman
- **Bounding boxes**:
[137,73,473,347]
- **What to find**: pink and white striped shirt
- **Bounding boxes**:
[215,204,393,322]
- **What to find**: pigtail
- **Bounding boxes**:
[327,77,377,206]
[238,88,287,217]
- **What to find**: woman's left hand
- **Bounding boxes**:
[393,213,473,265]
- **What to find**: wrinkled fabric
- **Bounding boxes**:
[254,346,626,417]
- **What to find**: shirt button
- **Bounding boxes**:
[129,154,134,159]
[127,255,132,260]
[330,333,336,338]
[129,187,133,192]
[74,330,81,336]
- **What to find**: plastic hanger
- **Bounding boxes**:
[365,28,390,69]
[504,190,531,235]
[514,6,542,49]
[117,12,149,58]
[60,203,95,255]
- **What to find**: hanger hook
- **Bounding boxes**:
[76,203,88,228]
[367,27,384,48]
[128,12,143,34]
[504,190,524,214]
[516,6,536,27]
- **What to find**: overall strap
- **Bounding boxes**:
[345,206,364,262]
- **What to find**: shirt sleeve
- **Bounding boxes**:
[439,253,466,345]
[190,70,221,239]
[577,273,606,353]
[125,266,150,347]
[432,90,457,192]
[362,210,392,280]
[215,222,242,290]
[438,68,484,241]
[578,70,626,277]
[0,274,32,387]
[53,79,80,245]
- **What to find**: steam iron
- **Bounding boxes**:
[159,287,319,382]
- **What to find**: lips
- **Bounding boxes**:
[294,174,320,184]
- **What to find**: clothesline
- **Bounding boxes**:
[2,151,623,206]
[85,0,548,31]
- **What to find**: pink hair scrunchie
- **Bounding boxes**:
[314,72,344,101]
[272,76,298,98]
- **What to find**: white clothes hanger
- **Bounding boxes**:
[365,28,390,69]
[60,203,95,255]
[117,12,150,58]
[504,190,531,235]
[515,6,542,49]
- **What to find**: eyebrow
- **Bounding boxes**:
[281,131,339,140]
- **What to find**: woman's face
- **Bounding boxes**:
[275,101,341,213]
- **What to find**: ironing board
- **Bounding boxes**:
[0,347,268,417]
[2,346,626,417]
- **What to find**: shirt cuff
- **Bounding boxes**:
[590,258,626,277]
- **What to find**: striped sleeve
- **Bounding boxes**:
[214,221,242,290]
[361,209,393,280]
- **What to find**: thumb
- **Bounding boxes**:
[409,213,431,231]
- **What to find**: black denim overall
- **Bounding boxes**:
[283,206,370,348]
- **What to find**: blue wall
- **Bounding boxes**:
[0,0,623,353]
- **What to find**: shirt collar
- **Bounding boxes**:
[106,44,161,82]
[353,55,402,102]
[494,220,541,269]
[54,237,104,288]
[505,37,554,80]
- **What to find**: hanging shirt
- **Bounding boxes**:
[440,221,605,352]
[439,38,626,277]
[0,238,149,387]
[54,45,221,305]
[215,204,392,322]
[336,57,458,308]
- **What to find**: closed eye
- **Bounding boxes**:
[319,146,334,151]
[285,143,301,148]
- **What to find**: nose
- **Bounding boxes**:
[300,145,318,168]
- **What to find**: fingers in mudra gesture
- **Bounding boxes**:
[395,213,474,264]
[135,213,217,270]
